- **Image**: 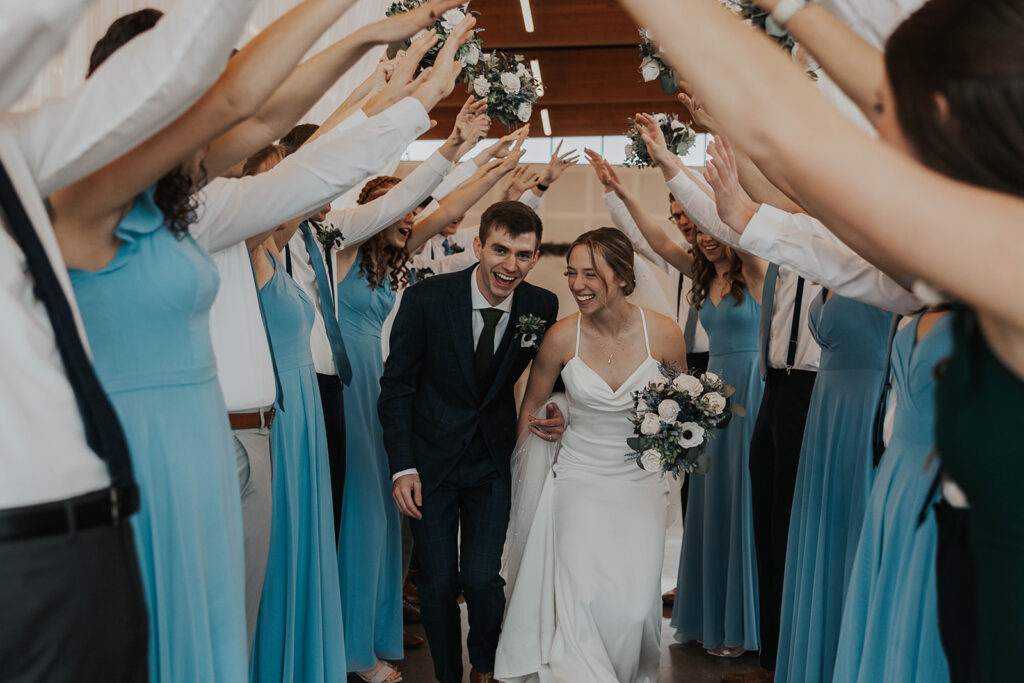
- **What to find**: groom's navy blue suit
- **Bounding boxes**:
[379,265,557,682]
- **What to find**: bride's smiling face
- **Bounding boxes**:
[565,245,626,314]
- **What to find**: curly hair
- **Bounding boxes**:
[356,176,411,291]
[153,167,203,239]
[689,238,746,310]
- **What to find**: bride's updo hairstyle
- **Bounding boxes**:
[885,0,1024,198]
[568,228,637,297]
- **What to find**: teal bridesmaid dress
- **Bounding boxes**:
[832,313,953,683]
[250,253,346,682]
[69,188,247,681]
[336,254,403,671]
[776,294,890,683]
[671,288,763,652]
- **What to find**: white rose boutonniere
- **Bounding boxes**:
[516,314,547,350]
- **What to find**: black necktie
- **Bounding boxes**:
[0,160,137,507]
[475,308,503,382]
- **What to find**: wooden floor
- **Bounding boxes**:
[349,520,763,682]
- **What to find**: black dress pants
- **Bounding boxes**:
[0,522,149,682]
[317,373,346,543]
[748,368,816,671]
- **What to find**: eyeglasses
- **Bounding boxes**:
[669,213,685,222]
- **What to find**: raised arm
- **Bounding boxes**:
[203,0,465,179]
[9,0,258,196]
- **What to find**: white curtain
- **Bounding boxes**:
[12,0,391,123]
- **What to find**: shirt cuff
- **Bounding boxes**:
[520,189,543,210]
[423,149,456,176]
[737,206,781,255]
[755,202,794,227]
[392,468,418,482]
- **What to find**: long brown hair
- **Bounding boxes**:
[356,176,411,291]
[689,237,746,310]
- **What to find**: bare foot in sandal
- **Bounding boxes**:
[356,660,402,682]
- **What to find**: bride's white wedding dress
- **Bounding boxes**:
[495,309,670,683]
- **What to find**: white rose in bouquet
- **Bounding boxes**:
[672,373,704,397]
[639,449,662,472]
[651,375,669,389]
[702,391,726,416]
[657,399,681,424]
[654,113,669,126]
[677,422,706,448]
[460,43,481,66]
[625,143,635,157]
[440,8,466,32]
[701,371,722,388]
[500,72,522,94]
[636,398,651,413]
[670,119,687,131]
[640,57,661,82]
[640,413,662,436]
[516,102,533,123]
[473,76,491,97]
[516,62,530,79]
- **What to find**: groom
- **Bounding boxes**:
[379,201,561,683]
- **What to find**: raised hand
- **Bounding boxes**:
[371,0,472,44]
[501,165,541,201]
[704,136,760,232]
[584,148,614,190]
[413,14,478,111]
[600,158,630,200]
[364,29,438,115]
[474,126,530,165]
[538,140,580,187]
[677,84,719,134]
[636,112,684,173]
[452,97,490,146]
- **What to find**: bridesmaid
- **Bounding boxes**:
[334,156,522,682]
[606,160,767,656]
[775,294,890,683]
[832,308,953,683]
[241,146,346,683]
[52,0,379,676]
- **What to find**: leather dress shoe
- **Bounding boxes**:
[470,668,494,683]
[403,631,424,649]
[721,667,774,683]
[403,598,421,624]
[662,588,676,606]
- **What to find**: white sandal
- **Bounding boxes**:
[355,661,403,683]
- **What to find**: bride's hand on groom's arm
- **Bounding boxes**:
[393,473,424,519]
[527,402,566,442]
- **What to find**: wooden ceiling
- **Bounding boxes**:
[423,0,686,138]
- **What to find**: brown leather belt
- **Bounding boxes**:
[229,407,276,431]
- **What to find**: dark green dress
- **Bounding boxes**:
[935,310,1024,682]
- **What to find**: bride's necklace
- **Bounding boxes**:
[592,320,633,365]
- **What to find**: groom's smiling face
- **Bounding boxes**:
[473,225,540,305]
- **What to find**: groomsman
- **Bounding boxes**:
[0,0,257,674]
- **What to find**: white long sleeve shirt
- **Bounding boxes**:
[739,204,924,315]
[197,98,431,411]
[0,0,255,508]
[289,149,455,375]
[666,170,821,371]
[603,190,710,354]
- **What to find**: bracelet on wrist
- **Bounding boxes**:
[536,182,550,192]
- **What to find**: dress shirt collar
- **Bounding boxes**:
[470,265,514,314]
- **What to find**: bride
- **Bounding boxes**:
[494,227,687,682]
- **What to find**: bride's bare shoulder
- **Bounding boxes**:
[641,308,687,355]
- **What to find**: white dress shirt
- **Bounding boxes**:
[392,264,513,481]
[430,158,480,200]
[4,0,254,196]
[739,204,924,315]
[195,97,431,410]
[665,171,821,371]
[0,0,254,508]
[603,190,710,354]
[290,149,455,374]
[820,0,926,48]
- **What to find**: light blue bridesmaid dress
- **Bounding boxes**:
[776,294,890,683]
[250,254,346,682]
[671,288,764,652]
[68,188,247,681]
[831,313,953,683]
[336,254,403,671]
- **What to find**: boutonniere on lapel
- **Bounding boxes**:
[316,225,344,253]
[516,314,547,350]
[448,243,465,254]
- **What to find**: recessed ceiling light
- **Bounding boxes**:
[530,59,545,96]
[541,108,552,136]
[520,0,535,33]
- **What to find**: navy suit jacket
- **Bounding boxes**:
[378,265,558,495]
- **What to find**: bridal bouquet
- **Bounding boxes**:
[385,1,484,74]
[638,29,678,95]
[465,51,542,129]
[719,0,796,52]
[626,363,744,476]
[624,113,697,168]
